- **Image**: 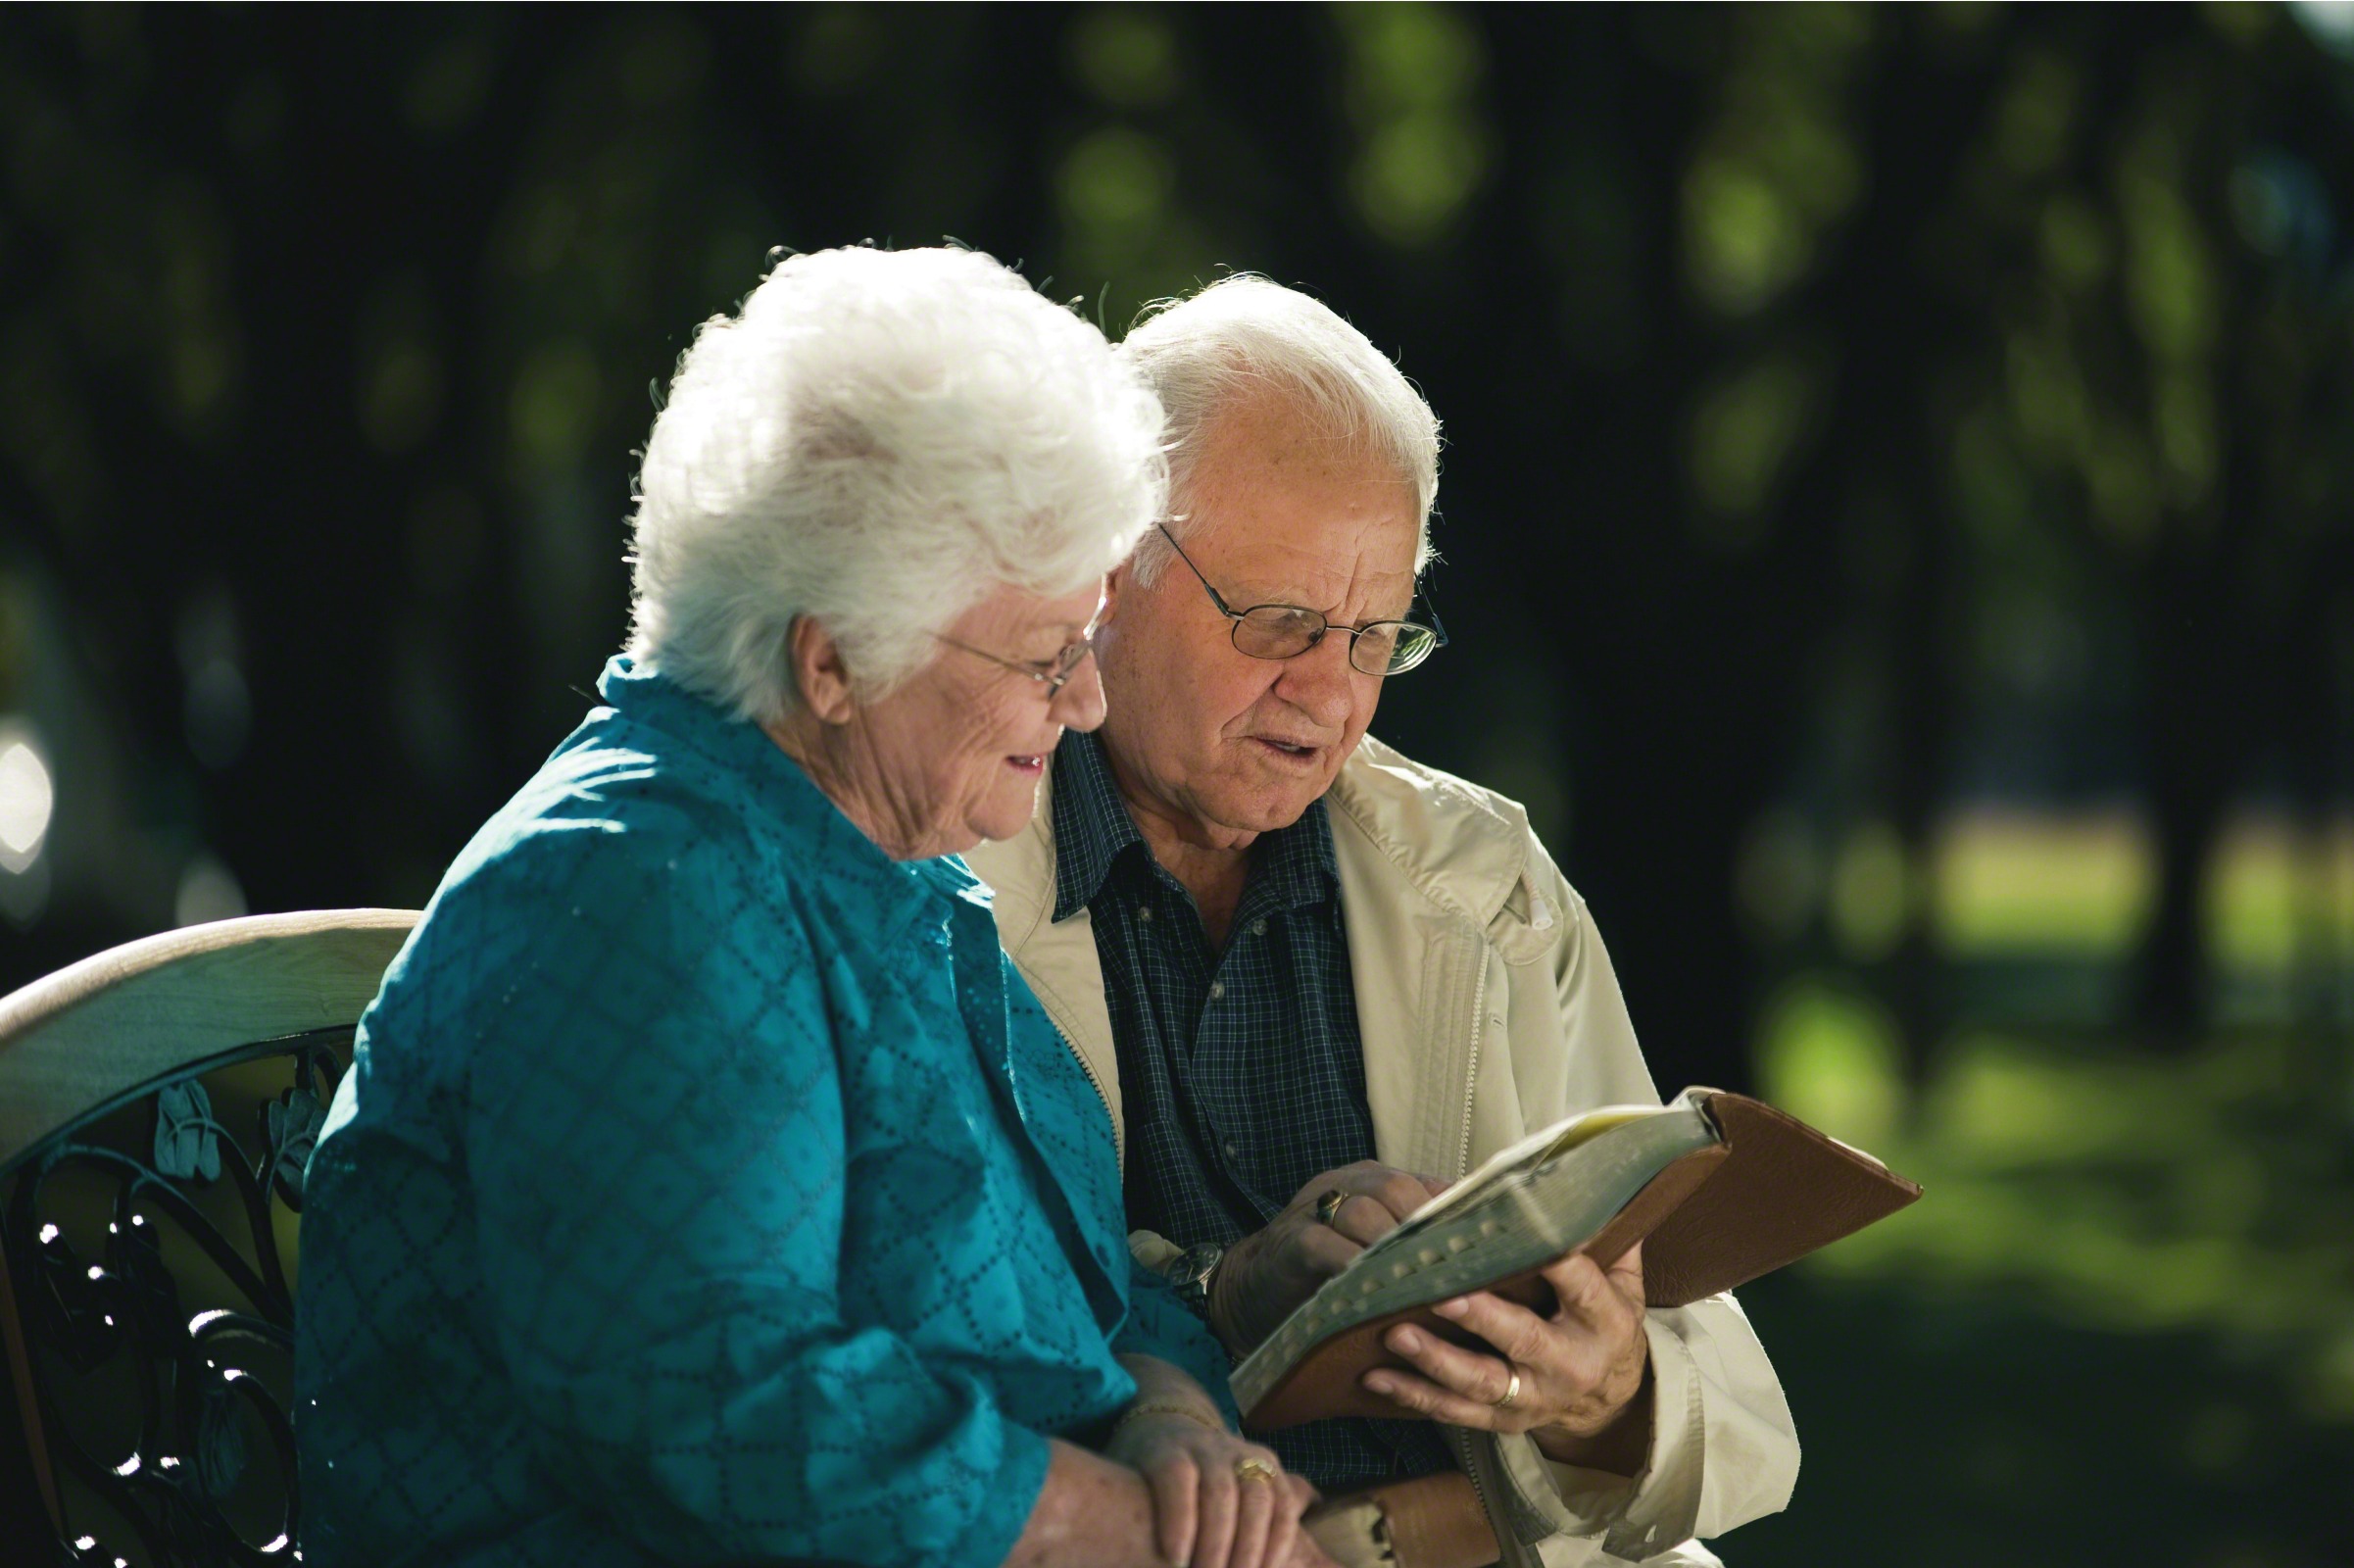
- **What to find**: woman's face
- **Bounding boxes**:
[839,579,1109,859]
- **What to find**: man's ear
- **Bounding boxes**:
[1103,559,1136,623]
[786,614,857,725]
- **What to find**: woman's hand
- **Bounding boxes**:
[1105,1409,1326,1568]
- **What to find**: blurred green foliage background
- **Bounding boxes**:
[2,5,2351,1564]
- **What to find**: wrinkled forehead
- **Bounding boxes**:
[1180,443,1421,612]
[1214,523,1418,609]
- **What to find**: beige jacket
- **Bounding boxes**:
[966,735,1799,1566]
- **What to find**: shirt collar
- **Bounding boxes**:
[1051,728,1149,922]
[1049,727,1337,923]
[596,655,990,926]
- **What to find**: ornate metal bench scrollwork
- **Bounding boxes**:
[0,910,419,1568]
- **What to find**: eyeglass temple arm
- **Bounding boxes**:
[1158,523,1243,619]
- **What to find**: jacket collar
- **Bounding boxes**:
[981,729,1533,948]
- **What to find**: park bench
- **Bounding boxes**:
[0,910,418,1567]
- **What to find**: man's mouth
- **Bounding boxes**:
[1005,754,1046,774]
[1251,737,1321,762]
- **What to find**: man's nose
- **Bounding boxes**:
[1275,630,1358,729]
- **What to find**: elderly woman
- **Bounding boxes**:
[295,247,1326,1568]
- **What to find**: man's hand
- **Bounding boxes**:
[1207,1161,1448,1355]
[1359,1243,1653,1474]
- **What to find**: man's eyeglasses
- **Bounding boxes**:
[933,603,1106,698]
[1155,524,1447,676]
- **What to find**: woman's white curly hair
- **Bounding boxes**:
[1116,274,1441,585]
[626,245,1167,724]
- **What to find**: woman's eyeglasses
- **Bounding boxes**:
[933,602,1108,697]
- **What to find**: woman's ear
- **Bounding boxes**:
[787,614,858,725]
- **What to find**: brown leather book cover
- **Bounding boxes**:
[1303,1470,1496,1568]
[1243,1092,1921,1430]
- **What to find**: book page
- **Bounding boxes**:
[1393,1100,1671,1234]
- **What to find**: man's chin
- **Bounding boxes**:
[1201,777,1329,836]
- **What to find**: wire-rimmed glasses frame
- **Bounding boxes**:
[1154,523,1447,676]
[932,603,1107,699]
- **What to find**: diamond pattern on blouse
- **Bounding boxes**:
[295,657,1226,1568]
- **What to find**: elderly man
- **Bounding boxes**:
[965,277,1797,1567]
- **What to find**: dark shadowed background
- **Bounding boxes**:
[3,5,2352,1564]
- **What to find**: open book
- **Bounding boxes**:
[1233,1088,1921,1429]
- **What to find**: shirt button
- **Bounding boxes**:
[1208,980,1225,1001]
[1250,917,1267,937]
[1223,1142,1240,1159]
[1137,906,1153,924]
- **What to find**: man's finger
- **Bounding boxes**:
[1288,1161,1389,1211]
[1293,1221,1364,1278]
[1604,1240,1644,1298]
[1432,1289,1555,1369]
[1383,1321,1520,1406]
[1543,1251,1632,1328]
[1326,1194,1407,1246]
[1361,1367,1520,1432]
[1367,1169,1435,1220]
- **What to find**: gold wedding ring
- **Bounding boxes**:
[1234,1457,1278,1485]
[1493,1369,1522,1409]
[1314,1188,1349,1227]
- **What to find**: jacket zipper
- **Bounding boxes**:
[1056,1021,1122,1169]
[1456,950,1488,1183]
[1452,948,1498,1547]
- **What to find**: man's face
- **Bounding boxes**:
[1096,388,1421,851]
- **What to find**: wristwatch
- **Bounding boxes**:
[1164,1241,1226,1317]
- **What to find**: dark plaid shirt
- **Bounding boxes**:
[1051,728,1453,1492]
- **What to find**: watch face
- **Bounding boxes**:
[1174,1244,1221,1292]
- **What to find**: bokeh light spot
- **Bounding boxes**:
[0,724,55,871]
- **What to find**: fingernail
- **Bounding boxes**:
[1433,1298,1467,1318]
[1364,1373,1394,1395]
[1391,1327,1422,1353]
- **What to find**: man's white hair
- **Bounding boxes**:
[627,245,1166,724]
[1116,274,1441,585]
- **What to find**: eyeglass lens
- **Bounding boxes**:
[1231,606,1437,675]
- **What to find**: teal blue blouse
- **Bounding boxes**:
[296,657,1231,1567]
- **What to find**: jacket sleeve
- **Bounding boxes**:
[1495,848,1799,1563]
[459,822,1050,1568]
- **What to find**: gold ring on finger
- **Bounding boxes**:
[1493,1368,1522,1409]
[1235,1457,1278,1485]
[1314,1188,1349,1228]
